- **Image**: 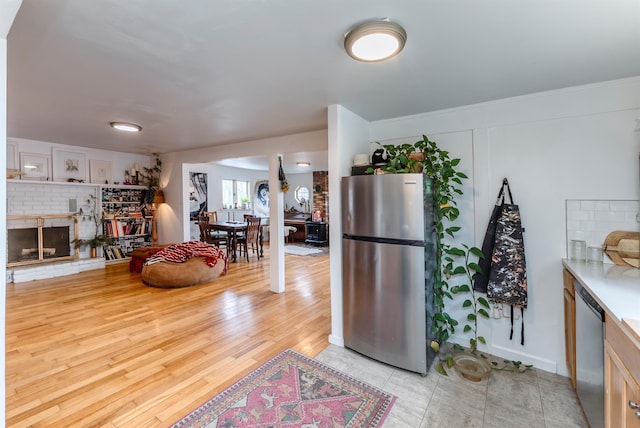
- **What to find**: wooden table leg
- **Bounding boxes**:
[259,228,264,258]
[231,230,238,262]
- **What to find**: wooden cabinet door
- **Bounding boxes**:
[563,268,576,389]
[605,319,640,427]
[605,343,625,428]
[564,287,576,389]
[625,378,640,427]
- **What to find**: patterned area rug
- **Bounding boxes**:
[171,349,395,428]
[283,245,326,256]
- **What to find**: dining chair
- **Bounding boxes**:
[237,216,261,261]
[205,211,228,241]
[198,216,228,251]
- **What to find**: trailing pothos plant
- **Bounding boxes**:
[367,135,532,375]
[439,242,531,374]
[437,243,491,374]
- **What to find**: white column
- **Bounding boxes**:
[269,154,285,293]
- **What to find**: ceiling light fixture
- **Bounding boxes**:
[296,162,311,167]
[344,19,407,62]
[110,121,142,132]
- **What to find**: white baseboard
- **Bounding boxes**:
[328,334,344,347]
[448,334,559,375]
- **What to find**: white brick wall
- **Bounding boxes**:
[566,199,640,262]
[7,181,106,281]
[10,257,105,283]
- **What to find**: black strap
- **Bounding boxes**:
[495,181,506,206]
[521,307,525,346]
[502,178,514,205]
[509,305,514,340]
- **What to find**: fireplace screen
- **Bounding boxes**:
[7,214,79,267]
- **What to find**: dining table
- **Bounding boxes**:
[209,220,264,262]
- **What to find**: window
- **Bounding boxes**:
[222,179,251,209]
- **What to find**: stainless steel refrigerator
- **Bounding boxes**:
[341,173,436,375]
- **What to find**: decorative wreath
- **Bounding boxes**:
[278,157,290,192]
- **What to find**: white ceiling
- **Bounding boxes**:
[7,1,640,171]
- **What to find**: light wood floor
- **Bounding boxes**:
[6,248,331,427]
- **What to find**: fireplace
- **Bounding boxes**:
[7,214,79,267]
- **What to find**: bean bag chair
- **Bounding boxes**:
[141,241,228,288]
[129,245,171,272]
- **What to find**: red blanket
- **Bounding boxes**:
[145,241,228,274]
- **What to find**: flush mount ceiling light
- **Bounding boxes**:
[110,121,142,133]
[344,19,407,62]
[296,162,311,167]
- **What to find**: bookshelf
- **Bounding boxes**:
[101,185,152,261]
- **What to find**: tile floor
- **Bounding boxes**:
[314,345,588,428]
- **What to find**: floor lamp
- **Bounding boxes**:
[151,189,165,246]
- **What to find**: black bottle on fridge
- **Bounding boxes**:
[341,173,436,375]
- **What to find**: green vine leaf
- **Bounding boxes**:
[456,284,471,292]
[452,266,467,275]
[478,297,490,308]
[468,262,482,273]
[470,247,484,258]
[446,355,454,368]
[446,248,465,257]
[435,362,448,376]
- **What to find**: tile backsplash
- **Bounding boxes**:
[566,199,639,262]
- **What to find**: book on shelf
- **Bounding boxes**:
[104,245,127,260]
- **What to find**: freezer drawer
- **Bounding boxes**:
[342,237,428,374]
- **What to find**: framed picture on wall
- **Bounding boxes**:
[254,180,269,217]
[189,172,208,221]
[20,152,51,181]
[89,159,112,184]
[52,149,87,182]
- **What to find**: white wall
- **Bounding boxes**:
[329,76,640,374]
[327,104,372,346]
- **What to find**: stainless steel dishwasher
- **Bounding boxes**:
[574,279,605,428]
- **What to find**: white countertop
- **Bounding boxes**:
[563,259,640,347]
